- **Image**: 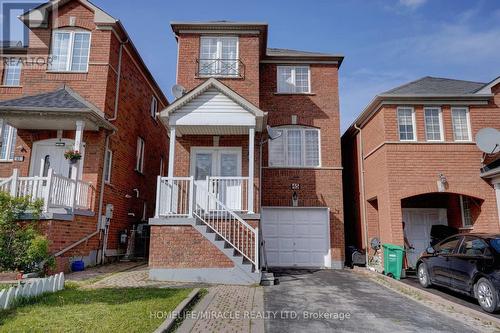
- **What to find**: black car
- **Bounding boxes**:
[417,233,500,313]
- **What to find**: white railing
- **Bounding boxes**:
[194,182,258,269]
[155,177,193,218]
[207,177,249,212]
[0,169,94,213]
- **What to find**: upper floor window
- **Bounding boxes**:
[150,96,158,119]
[451,107,471,142]
[0,124,17,161]
[2,58,22,86]
[424,107,443,141]
[104,148,113,183]
[136,137,145,173]
[199,36,239,77]
[277,66,310,93]
[397,107,416,141]
[269,126,320,167]
[49,30,91,72]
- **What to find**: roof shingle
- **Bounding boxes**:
[382,76,486,96]
[0,86,89,109]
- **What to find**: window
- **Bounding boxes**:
[459,237,490,256]
[136,137,145,173]
[277,66,310,93]
[199,36,239,76]
[424,107,443,141]
[49,30,91,72]
[268,127,320,167]
[460,195,473,227]
[104,149,113,183]
[435,236,461,255]
[397,107,416,141]
[159,156,164,176]
[452,107,471,141]
[150,96,158,119]
[142,201,147,221]
[2,58,22,86]
[0,124,17,161]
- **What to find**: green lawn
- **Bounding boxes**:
[0,283,16,290]
[0,285,192,333]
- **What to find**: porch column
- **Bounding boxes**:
[248,127,255,213]
[71,120,85,180]
[167,126,176,178]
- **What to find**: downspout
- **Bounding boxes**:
[99,132,114,263]
[354,124,369,267]
[108,38,129,121]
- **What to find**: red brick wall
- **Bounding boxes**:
[0,1,168,263]
[176,33,261,105]
[260,63,345,263]
[149,226,234,269]
[343,91,500,251]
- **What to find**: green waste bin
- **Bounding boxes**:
[382,243,405,280]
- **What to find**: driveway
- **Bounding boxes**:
[264,269,480,333]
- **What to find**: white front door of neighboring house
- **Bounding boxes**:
[261,207,331,268]
[190,147,242,211]
[402,208,448,269]
[30,139,84,179]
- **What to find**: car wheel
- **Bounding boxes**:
[476,278,500,313]
[417,263,431,288]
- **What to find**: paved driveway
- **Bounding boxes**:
[264,269,480,333]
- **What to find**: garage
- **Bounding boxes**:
[261,207,331,268]
[402,208,447,268]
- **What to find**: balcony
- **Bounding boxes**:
[196,58,245,79]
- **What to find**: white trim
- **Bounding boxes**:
[276,65,311,94]
[189,147,243,178]
[136,137,145,173]
[49,29,92,73]
[451,106,472,142]
[198,36,239,77]
[459,195,473,228]
[424,106,444,142]
[104,148,113,184]
[150,96,158,120]
[0,124,16,162]
[397,106,417,142]
[268,126,321,168]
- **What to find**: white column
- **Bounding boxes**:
[167,126,176,178]
[495,182,500,225]
[71,120,85,180]
[248,127,255,214]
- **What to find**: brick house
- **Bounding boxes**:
[0,0,168,271]
[149,22,344,284]
[342,76,500,269]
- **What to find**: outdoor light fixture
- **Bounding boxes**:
[437,173,448,192]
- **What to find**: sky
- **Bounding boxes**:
[8,0,500,132]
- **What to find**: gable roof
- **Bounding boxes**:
[476,76,500,94]
[0,85,115,130]
[19,0,116,28]
[382,76,486,96]
[159,78,266,130]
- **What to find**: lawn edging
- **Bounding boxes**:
[353,267,500,331]
[153,288,201,333]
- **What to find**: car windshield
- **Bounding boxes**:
[489,238,500,253]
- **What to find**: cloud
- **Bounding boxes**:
[398,0,427,9]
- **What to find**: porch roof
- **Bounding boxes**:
[159,78,267,135]
[0,86,116,131]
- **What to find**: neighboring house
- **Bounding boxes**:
[342,76,500,269]
[0,0,168,271]
[149,22,344,284]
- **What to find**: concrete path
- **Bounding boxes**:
[264,269,482,333]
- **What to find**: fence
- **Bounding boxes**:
[0,272,65,310]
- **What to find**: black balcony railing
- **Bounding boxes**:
[196,58,245,79]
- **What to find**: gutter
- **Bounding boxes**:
[354,124,369,267]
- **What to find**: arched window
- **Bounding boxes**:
[268,126,321,167]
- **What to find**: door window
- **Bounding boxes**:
[435,237,461,255]
[219,153,238,177]
[194,153,213,180]
[458,237,490,256]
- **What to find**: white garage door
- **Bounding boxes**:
[402,208,447,268]
[261,207,331,268]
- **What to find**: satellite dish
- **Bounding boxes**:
[476,128,500,154]
[266,125,283,141]
[171,84,186,99]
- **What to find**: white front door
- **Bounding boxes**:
[402,208,448,268]
[262,207,331,268]
[30,139,79,178]
[190,147,242,211]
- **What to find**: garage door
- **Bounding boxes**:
[261,207,331,268]
[402,208,447,268]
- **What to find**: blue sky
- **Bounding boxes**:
[9,0,500,132]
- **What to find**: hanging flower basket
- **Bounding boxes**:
[64,150,82,164]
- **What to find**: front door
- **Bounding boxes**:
[191,148,242,211]
[402,208,447,268]
[30,139,79,178]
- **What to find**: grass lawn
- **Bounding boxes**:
[0,283,16,290]
[0,284,192,333]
